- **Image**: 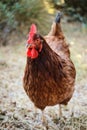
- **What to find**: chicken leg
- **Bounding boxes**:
[59,105,62,117]
[41,111,46,124]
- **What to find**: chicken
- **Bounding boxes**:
[23,12,76,120]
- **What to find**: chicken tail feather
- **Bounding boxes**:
[48,12,63,37]
[55,12,62,23]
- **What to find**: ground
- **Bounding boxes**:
[0,22,87,130]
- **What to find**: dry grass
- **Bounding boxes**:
[0,21,87,130]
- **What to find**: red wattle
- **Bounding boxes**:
[27,49,31,57]
[26,48,38,59]
[31,48,38,59]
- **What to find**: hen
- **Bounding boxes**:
[23,13,76,120]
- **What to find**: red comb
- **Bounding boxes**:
[27,24,37,44]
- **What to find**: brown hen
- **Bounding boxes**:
[23,12,76,120]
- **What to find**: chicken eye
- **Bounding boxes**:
[29,47,32,50]
[36,39,39,42]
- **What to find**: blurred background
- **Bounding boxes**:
[0,0,87,45]
[0,0,87,129]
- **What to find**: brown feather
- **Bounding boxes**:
[23,32,76,110]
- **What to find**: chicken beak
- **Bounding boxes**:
[26,43,29,48]
[26,43,32,48]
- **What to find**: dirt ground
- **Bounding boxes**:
[0,22,87,130]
